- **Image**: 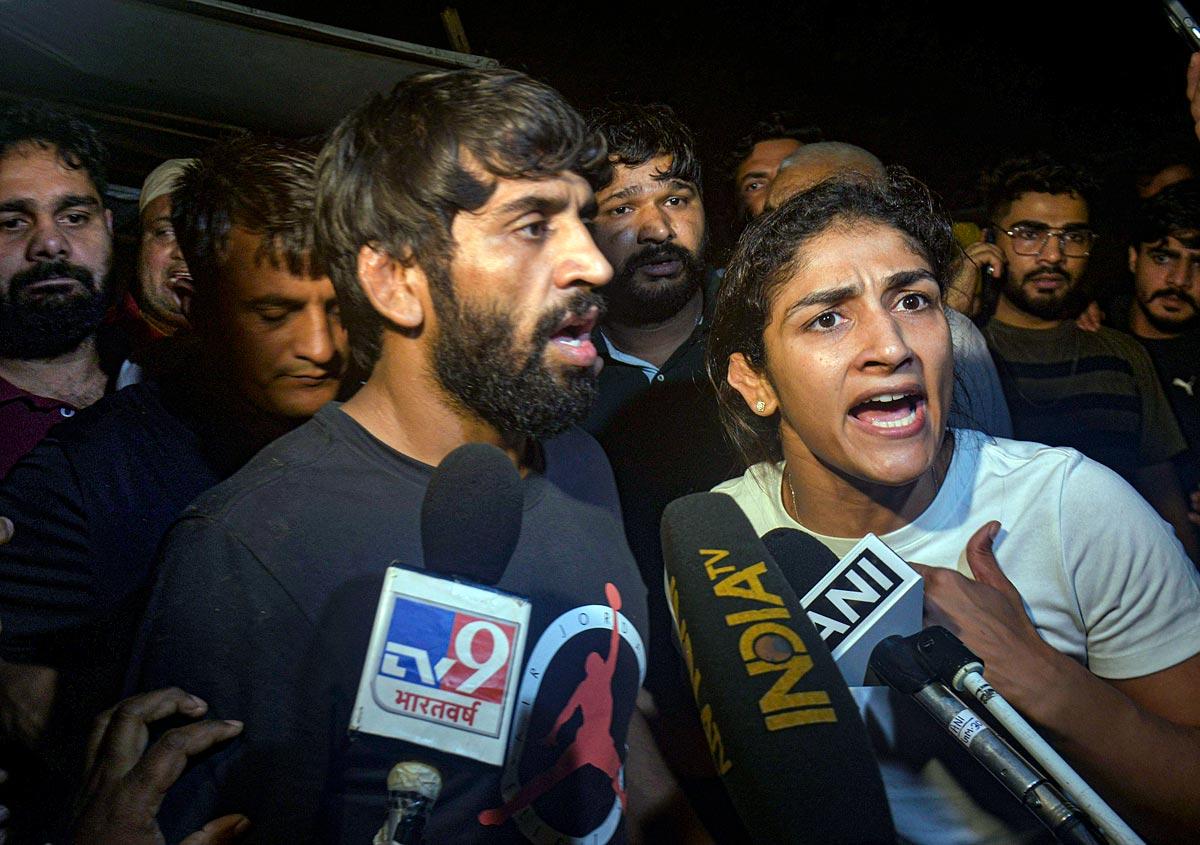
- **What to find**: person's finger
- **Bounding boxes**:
[180,814,251,845]
[87,688,208,778]
[0,517,12,545]
[1188,53,1200,102]
[122,720,243,818]
[963,521,1015,596]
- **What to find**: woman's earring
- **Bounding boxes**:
[755,400,766,414]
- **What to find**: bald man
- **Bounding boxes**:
[764,141,886,212]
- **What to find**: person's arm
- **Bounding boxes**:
[1187,53,1200,141]
[1132,461,1200,563]
[917,522,1200,842]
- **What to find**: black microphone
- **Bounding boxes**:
[763,527,923,685]
[869,635,1102,845]
[350,442,531,767]
[420,442,524,585]
[661,492,895,844]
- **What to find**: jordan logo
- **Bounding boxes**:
[479,583,628,829]
[1173,376,1196,397]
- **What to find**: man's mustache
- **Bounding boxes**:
[9,260,98,296]
[620,242,696,275]
[1021,266,1069,284]
[1150,288,1198,309]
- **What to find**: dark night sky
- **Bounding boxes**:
[245,1,1196,206]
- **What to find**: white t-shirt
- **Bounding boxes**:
[713,429,1200,844]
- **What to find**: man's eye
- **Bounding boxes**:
[607,205,632,217]
[810,311,845,330]
[0,217,25,231]
[1152,253,1174,265]
[61,212,89,226]
[519,220,549,239]
[665,196,688,208]
[154,226,176,240]
[744,181,764,194]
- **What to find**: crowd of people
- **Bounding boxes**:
[0,50,1198,845]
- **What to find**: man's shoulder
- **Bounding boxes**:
[1082,324,1156,362]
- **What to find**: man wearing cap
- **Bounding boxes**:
[115,158,195,387]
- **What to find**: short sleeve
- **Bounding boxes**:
[1058,453,1200,679]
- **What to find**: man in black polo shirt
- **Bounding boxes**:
[583,103,742,836]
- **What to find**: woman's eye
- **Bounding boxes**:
[897,292,929,311]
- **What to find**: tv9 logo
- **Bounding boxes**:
[379,596,517,705]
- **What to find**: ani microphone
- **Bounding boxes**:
[661,492,895,844]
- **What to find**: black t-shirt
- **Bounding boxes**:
[133,405,649,844]
[1136,331,1200,493]
[0,379,243,839]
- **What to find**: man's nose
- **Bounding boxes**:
[636,205,674,245]
[27,218,69,262]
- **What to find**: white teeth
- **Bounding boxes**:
[868,408,918,429]
[869,393,911,402]
[557,337,582,347]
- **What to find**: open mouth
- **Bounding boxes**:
[548,306,600,367]
[849,390,927,431]
[638,259,683,278]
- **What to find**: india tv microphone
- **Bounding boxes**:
[350,443,532,773]
[661,492,895,844]
[762,527,924,686]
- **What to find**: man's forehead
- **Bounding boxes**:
[1004,191,1089,224]
[0,142,100,201]
[737,138,802,179]
[1145,232,1200,253]
[475,170,593,213]
[599,156,696,199]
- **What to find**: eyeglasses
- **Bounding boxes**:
[992,223,1096,258]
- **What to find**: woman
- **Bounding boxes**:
[705,172,1200,843]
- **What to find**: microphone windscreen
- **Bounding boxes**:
[762,526,840,595]
[661,492,894,843]
[420,443,524,585]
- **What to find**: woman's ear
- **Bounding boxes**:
[727,352,778,416]
[356,244,426,329]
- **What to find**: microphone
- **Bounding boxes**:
[762,528,923,685]
[373,761,444,844]
[868,634,1102,845]
[350,443,532,766]
[912,627,1144,845]
[661,492,895,844]
[420,442,524,585]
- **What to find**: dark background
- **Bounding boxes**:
[239,0,1200,274]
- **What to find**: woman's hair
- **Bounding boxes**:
[706,168,958,467]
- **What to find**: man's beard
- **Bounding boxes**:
[602,239,706,325]
[0,260,108,359]
[430,281,605,441]
[1002,264,1089,322]
[1137,288,1200,335]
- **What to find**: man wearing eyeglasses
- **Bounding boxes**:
[970,153,1198,560]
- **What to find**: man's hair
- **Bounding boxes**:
[726,112,825,180]
[1131,178,1200,250]
[0,100,108,197]
[981,151,1100,222]
[586,102,702,194]
[707,169,957,467]
[172,135,321,310]
[315,68,608,372]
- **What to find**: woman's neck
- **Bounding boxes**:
[780,432,955,538]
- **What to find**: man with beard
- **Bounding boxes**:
[0,135,348,842]
[977,153,1198,558]
[131,70,661,844]
[0,102,114,477]
[581,103,743,841]
[1110,180,1200,533]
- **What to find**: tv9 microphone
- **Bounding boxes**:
[661,492,895,844]
[762,528,923,685]
[351,443,532,766]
